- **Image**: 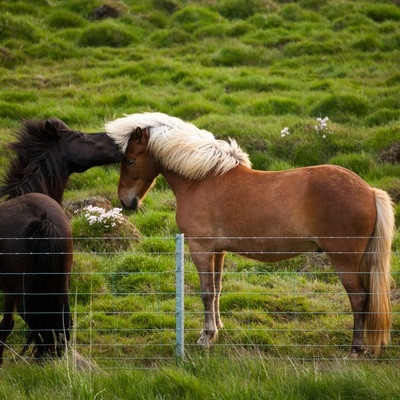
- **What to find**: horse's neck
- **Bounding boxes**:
[162,164,248,199]
[45,180,67,204]
[48,187,65,204]
[19,176,67,204]
[162,169,195,198]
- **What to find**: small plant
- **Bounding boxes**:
[278,117,336,165]
[280,126,290,137]
[82,205,125,229]
[314,116,333,138]
[280,117,333,139]
[72,204,140,253]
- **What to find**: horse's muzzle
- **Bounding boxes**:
[120,196,139,211]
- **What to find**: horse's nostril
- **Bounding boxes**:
[120,197,138,211]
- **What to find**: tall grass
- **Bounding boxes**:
[1,356,400,399]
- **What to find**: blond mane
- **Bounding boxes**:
[105,112,252,180]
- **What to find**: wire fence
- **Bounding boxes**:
[0,234,399,369]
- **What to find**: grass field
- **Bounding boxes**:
[0,0,400,397]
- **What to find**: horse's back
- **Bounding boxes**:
[178,164,379,258]
[282,164,376,234]
[0,193,72,274]
[186,164,376,235]
[261,164,377,241]
[0,193,71,236]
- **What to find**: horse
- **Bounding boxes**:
[106,112,395,359]
[0,192,73,362]
[0,118,123,362]
[0,117,123,203]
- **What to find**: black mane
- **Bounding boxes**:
[0,119,67,201]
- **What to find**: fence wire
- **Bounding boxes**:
[0,235,399,369]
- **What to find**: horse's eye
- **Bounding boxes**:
[127,159,136,165]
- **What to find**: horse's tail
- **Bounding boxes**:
[361,188,395,355]
[24,214,73,355]
[25,215,70,276]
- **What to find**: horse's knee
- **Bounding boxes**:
[201,291,216,308]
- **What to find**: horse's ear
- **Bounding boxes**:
[45,120,61,138]
[131,127,143,143]
[142,128,150,143]
[130,127,149,144]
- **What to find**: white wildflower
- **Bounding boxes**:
[280,127,290,137]
[314,116,332,137]
[82,205,124,229]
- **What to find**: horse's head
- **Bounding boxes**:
[24,295,72,362]
[118,127,160,211]
[45,118,124,173]
[0,118,124,203]
[31,328,70,361]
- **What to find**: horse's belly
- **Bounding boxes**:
[221,238,321,262]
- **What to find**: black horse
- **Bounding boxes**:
[0,118,123,203]
[0,193,73,362]
[0,118,123,363]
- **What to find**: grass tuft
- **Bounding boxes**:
[78,21,137,47]
[329,152,375,177]
[310,93,370,122]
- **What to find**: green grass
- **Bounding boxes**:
[2,356,400,399]
[0,0,400,396]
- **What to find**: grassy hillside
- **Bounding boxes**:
[0,0,400,397]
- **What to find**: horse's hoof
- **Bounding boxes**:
[363,350,378,359]
[344,352,359,360]
[345,347,367,360]
[197,329,217,349]
[197,336,211,349]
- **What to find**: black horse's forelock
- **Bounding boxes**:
[0,119,65,201]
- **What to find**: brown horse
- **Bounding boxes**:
[106,112,395,359]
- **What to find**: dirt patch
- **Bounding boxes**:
[379,142,400,164]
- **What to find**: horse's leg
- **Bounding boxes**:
[340,276,368,358]
[330,254,367,358]
[189,243,217,348]
[0,295,15,364]
[214,252,225,329]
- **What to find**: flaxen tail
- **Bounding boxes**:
[361,188,395,356]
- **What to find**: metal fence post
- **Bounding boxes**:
[175,233,185,360]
